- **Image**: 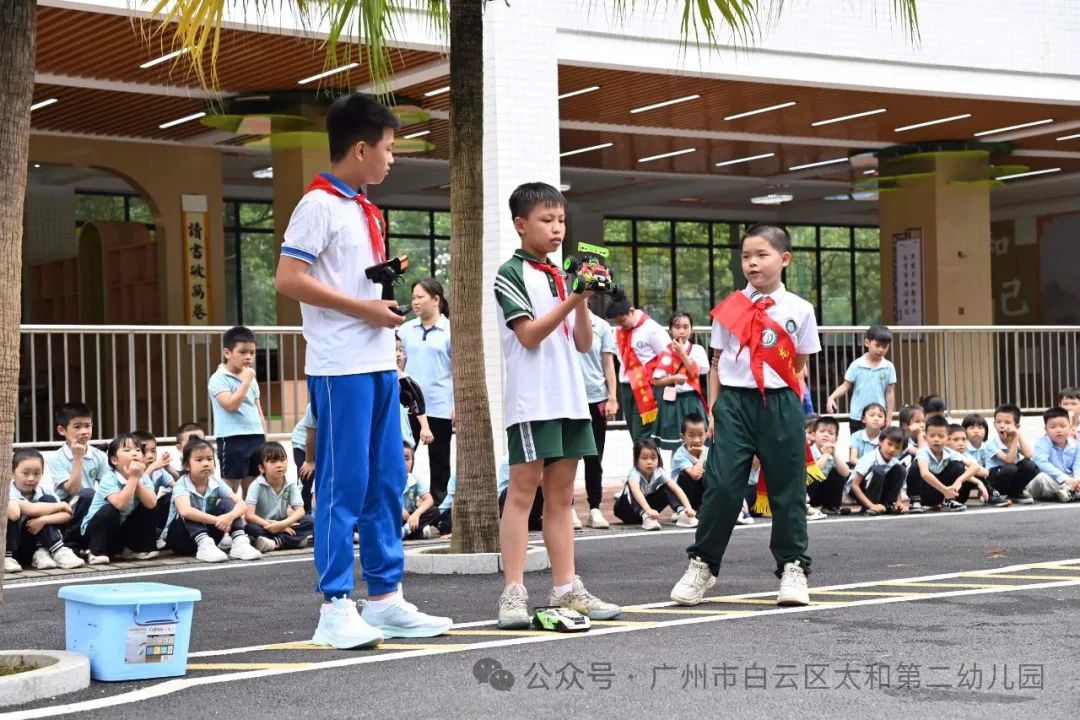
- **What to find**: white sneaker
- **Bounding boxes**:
[675,510,699,528]
[253,536,277,554]
[353,531,360,544]
[671,557,716,606]
[117,548,159,561]
[806,507,827,521]
[571,509,583,530]
[497,583,531,630]
[776,561,810,606]
[421,526,441,540]
[360,595,453,638]
[155,536,167,550]
[641,516,662,531]
[52,546,86,569]
[196,536,228,563]
[548,576,621,620]
[31,548,58,570]
[4,556,23,573]
[87,552,111,566]
[218,534,233,551]
[229,535,263,561]
[587,508,609,529]
[737,511,755,525]
[312,597,384,649]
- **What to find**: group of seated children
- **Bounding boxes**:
[4,401,317,573]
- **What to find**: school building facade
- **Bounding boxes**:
[19,0,1080,448]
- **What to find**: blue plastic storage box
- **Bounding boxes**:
[58,582,202,681]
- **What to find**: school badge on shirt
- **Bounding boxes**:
[785,319,797,334]
[762,328,778,349]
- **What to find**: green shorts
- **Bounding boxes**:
[507,418,596,466]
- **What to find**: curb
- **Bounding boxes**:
[0,650,90,708]
[405,546,550,574]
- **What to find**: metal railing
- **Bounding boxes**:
[16,324,1080,447]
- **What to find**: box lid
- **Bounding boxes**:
[58,582,202,605]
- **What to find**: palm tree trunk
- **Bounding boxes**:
[448,0,499,553]
[0,0,36,608]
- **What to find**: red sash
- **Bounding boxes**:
[656,341,706,408]
[616,313,660,424]
[709,290,801,399]
[306,174,386,263]
[526,260,569,338]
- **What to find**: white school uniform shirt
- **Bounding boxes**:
[654,342,709,394]
[493,250,590,428]
[711,284,821,390]
[617,315,670,383]
[280,173,395,376]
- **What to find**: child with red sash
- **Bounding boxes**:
[670,224,821,608]
[605,299,672,443]
[652,312,709,451]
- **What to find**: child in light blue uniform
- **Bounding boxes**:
[245,442,313,552]
[436,473,456,536]
[44,402,109,545]
[826,325,897,433]
[401,445,440,540]
[81,434,160,564]
[208,325,267,496]
[291,404,317,512]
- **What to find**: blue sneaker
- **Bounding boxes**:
[359,596,453,638]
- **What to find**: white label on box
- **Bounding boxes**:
[125,623,178,664]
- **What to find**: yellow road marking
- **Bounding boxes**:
[591,620,659,627]
[879,581,1004,589]
[377,643,471,651]
[1024,562,1080,571]
[188,662,313,671]
[965,573,1080,581]
[811,589,922,597]
[448,629,537,637]
[621,607,755,616]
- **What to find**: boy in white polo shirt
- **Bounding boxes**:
[276,93,451,649]
[605,298,671,443]
[493,182,622,629]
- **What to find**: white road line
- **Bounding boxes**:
[8,503,1079,590]
[187,557,1080,656]
[8,572,1080,720]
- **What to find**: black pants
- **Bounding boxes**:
[613,486,684,525]
[499,487,544,531]
[154,489,172,532]
[245,515,315,549]
[293,447,313,512]
[807,469,848,511]
[83,504,158,557]
[401,507,441,540]
[848,418,866,434]
[906,460,969,506]
[411,416,453,506]
[676,471,706,512]
[583,401,608,510]
[6,508,65,566]
[857,465,906,507]
[988,460,1039,498]
[62,487,96,547]
[436,507,452,535]
[165,498,245,556]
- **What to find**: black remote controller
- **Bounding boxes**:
[392,305,409,316]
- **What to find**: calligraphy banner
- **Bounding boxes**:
[181,194,210,325]
[892,228,923,325]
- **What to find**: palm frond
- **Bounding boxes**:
[141,1,449,95]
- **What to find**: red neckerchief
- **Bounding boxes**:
[616,312,661,424]
[305,173,386,263]
[657,341,706,408]
[710,290,801,399]
[526,259,569,337]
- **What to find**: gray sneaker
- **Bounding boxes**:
[1014,490,1035,505]
[548,576,621,620]
[497,583,531,629]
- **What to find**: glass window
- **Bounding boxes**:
[820,226,851,249]
[388,209,429,235]
[239,232,278,326]
[606,245,633,303]
[855,227,879,250]
[128,197,154,225]
[223,231,239,325]
[239,202,273,230]
[75,193,125,223]
[712,222,736,246]
[636,245,672,318]
[604,219,631,244]
[433,211,451,237]
[434,236,451,288]
[713,247,743,296]
[636,220,670,244]
[387,236,433,307]
[786,251,818,310]
[789,225,816,248]
[855,252,882,324]
[820,251,853,325]
[676,247,711,323]
[675,222,708,245]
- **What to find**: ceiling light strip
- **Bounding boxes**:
[140,47,191,69]
[811,108,887,127]
[559,142,613,158]
[974,119,1054,137]
[424,85,450,97]
[31,98,58,111]
[298,62,360,85]
[788,157,849,171]
[996,167,1061,181]
[894,113,972,132]
[637,148,696,163]
[159,111,206,129]
[558,85,600,100]
[715,152,775,167]
[630,94,700,114]
[723,101,796,121]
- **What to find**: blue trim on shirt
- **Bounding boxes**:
[318,172,360,198]
[281,246,317,264]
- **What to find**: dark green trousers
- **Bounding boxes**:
[619,382,655,444]
[687,386,811,577]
